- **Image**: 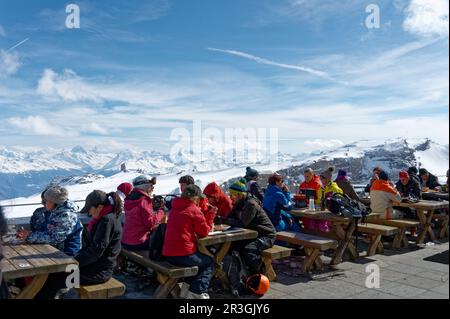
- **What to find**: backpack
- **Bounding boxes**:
[148,223,167,261]
[223,251,249,297]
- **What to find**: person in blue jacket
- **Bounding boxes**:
[263,173,300,232]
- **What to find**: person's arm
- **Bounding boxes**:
[141,200,165,231]
[27,211,77,246]
[75,218,113,267]
[348,183,359,200]
[250,182,264,202]
[193,208,214,238]
[280,191,293,211]
[388,191,402,204]
[227,201,258,228]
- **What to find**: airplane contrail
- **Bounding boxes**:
[8,38,29,52]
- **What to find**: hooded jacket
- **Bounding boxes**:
[263,184,293,227]
[420,173,441,190]
[163,197,215,257]
[27,200,83,256]
[370,180,402,219]
[203,182,233,218]
[299,175,322,204]
[122,189,165,246]
[335,177,359,201]
[317,182,344,206]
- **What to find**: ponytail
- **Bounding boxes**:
[106,192,123,217]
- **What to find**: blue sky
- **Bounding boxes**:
[0,0,448,154]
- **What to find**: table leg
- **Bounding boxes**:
[440,215,449,239]
[198,242,231,290]
[331,222,357,265]
[15,274,49,299]
[416,209,436,245]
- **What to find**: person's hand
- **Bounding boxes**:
[16,229,32,241]
[207,203,218,215]
[282,184,289,192]
[422,187,430,192]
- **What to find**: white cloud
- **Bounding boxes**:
[0,25,5,37]
[82,122,109,135]
[7,116,75,137]
[208,48,347,84]
[403,0,449,38]
[304,139,345,149]
[0,50,21,76]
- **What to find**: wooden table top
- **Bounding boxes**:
[1,244,78,280]
[422,192,449,201]
[197,228,258,246]
[290,209,351,222]
[396,200,449,210]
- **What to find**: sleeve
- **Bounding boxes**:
[29,209,40,232]
[234,202,258,228]
[75,218,113,267]
[141,200,165,231]
[250,182,264,202]
[430,176,441,189]
[27,211,77,246]
[414,183,422,199]
[193,208,214,238]
[280,191,293,211]
[388,191,402,203]
[348,184,359,200]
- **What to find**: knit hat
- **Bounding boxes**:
[117,183,133,197]
[245,167,259,179]
[399,171,409,179]
[337,169,347,178]
[182,184,206,199]
[379,171,389,181]
[44,186,69,205]
[179,175,195,185]
[419,168,428,176]
[320,167,335,180]
[80,190,108,214]
[407,166,418,175]
[133,175,156,187]
[229,180,247,195]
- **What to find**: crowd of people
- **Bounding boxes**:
[0,164,448,300]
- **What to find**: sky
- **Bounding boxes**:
[0,0,449,154]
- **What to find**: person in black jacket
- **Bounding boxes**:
[216,181,276,275]
[0,206,10,299]
[407,167,421,185]
[35,190,123,298]
[396,171,422,199]
[244,167,265,203]
[419,168,442,191]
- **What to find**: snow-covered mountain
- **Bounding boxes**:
[1,137,448,219]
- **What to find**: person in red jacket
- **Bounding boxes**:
[163,184,216,299]
[298,168,322,230]
[203,182,233,218]
[122,175,165,251]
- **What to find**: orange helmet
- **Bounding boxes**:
[246,274,270,296]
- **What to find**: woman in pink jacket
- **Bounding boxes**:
[122,175,165,251]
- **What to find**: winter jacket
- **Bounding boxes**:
[370,180,402,219]
[420,173,441,190]
[299,175,322,197]
[395,179,421,199]
[122,189,165,246]
[203,182,233,218]
[218,196,276,240]
[263,184,294,229]
[163,197,215,257]
[27,200,83,256]
[335,178,359,201]
[318,182,344,206]
[29,207,50,232]
[75,206,122,283]
[246,180,264,203]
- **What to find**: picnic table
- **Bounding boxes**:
[290,209,358,265]
[358,197,449,244]
[422,191,449,201]
[1,244,78,299]
[197,228,258,288]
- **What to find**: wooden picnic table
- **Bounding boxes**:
[422,191,449,201]
[358,197,449,244]
[197,228,258,288]
[290,209,358,265]
[1,244,78,299]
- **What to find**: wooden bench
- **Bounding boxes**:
[77,277,126,299]
[276,231,338,272]
[357,223,399,256]
[261,245,293,281]
[120,250,198,299]
[368,219,420,248]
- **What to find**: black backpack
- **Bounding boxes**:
[148,223,167,261]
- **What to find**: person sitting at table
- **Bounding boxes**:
[334,169,359,201]
[407,166,421,185]
[0,206,10,299]
[370,171,402,220]
[179,175,210,214]
[244,167,265,203]
[395,170,421,219]
[317,167,344,232]
[263,173,300,232]
[364,167,383,193]
[419,168,442,191]
[122,175,165,251]
[16,186,83,257]
[76,190,123,285]
[29,187,51,232]
[216,181,276,279]
[203,182,233,218]
[163,184,216,299]
[298,168,322,230]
